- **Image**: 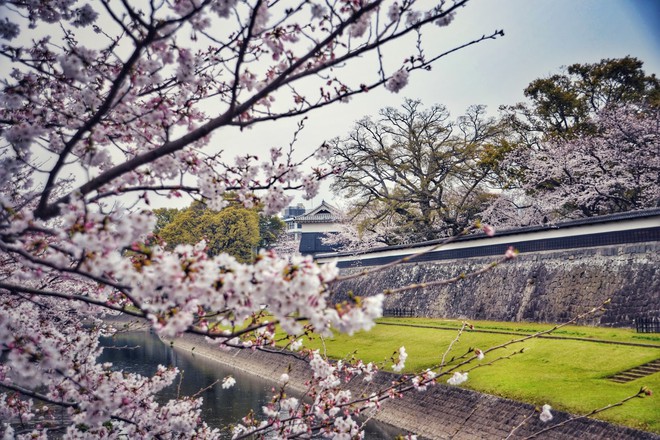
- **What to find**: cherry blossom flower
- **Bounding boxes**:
[310,3,326,20]
[350,12,372,38]
[0,18,19,40]
[540,404,553,422]
[58,54,86,81]
[505,246,518,260]
[290,338,303,351]
[435,11,456,27]
[222,376,237,389]
[392,346,408,372]
[447,371,469,386]
[388,3,401,22]
[72,4,98,27]
[385,69,410,93]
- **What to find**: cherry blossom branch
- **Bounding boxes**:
[0,381,149,433]
[440,322,468,368]
[36,26,160,219]
[0,242,132,295]
[520,387,652,440]
[87,185,201,202]
[241,30,504,127]
[0,281,145,318]
[0,383,77,409]
[34,2,378,219]
[505,410,536,440]
[229,0,261,111]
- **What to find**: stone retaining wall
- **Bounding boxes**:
[331,243,660,327]
[168,333,659,440]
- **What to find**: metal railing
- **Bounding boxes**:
[383,307,415,317]
[635,316,659,333]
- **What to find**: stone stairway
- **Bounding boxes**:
[608,358,660,383]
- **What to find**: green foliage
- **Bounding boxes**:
[152,207,180,233]
[201,206,260,261]
[489,57,660,223]
[259,215,285,249]
[293,318,660,432]
[505,56,659,143]
[157,202,260,262]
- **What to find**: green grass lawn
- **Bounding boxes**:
[292,318,660,433]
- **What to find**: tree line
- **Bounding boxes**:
[329,56,659,248]
[153,201,284,263]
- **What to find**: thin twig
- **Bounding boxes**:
[520,388,651,440]
[331,225,476,284]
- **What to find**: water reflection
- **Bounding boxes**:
[98,331,403,439]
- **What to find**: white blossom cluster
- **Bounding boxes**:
[392,346,408,372]
[447,371,469,386]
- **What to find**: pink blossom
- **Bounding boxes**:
[385,69,409,93]
[252,3,270,34]
[72,4,98,27]
[310,3,326,19]
[435,11,456,27]
[349,12,372,38]
[388,3,401,22]
[290,338,303,351]
[58,54,85,81]
[0,18,20,40]
[211,0,237,18]
[505,246,518,260]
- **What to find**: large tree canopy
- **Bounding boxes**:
[157,202,261,262]
[484,58,660,226]
[503,57,659,144]
[330,99,504,243]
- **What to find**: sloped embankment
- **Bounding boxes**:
[167,333,659,440]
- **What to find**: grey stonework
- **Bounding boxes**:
[331,243,660,327]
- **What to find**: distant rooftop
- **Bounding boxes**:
[295,200,340,224]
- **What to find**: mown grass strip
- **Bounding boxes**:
[376,321,660,348]
[293,319,659,433]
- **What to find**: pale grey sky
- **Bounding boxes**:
[225,0,660,208]
[7,1,657,210]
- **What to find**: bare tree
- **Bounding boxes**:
[331,99,504,243]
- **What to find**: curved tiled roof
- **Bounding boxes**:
[296,213,337,223]
[295,200,340,223]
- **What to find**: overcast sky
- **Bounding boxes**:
[10,0,657,210]
[255,0,660,208]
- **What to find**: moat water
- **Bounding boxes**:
[98,331,403,439]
